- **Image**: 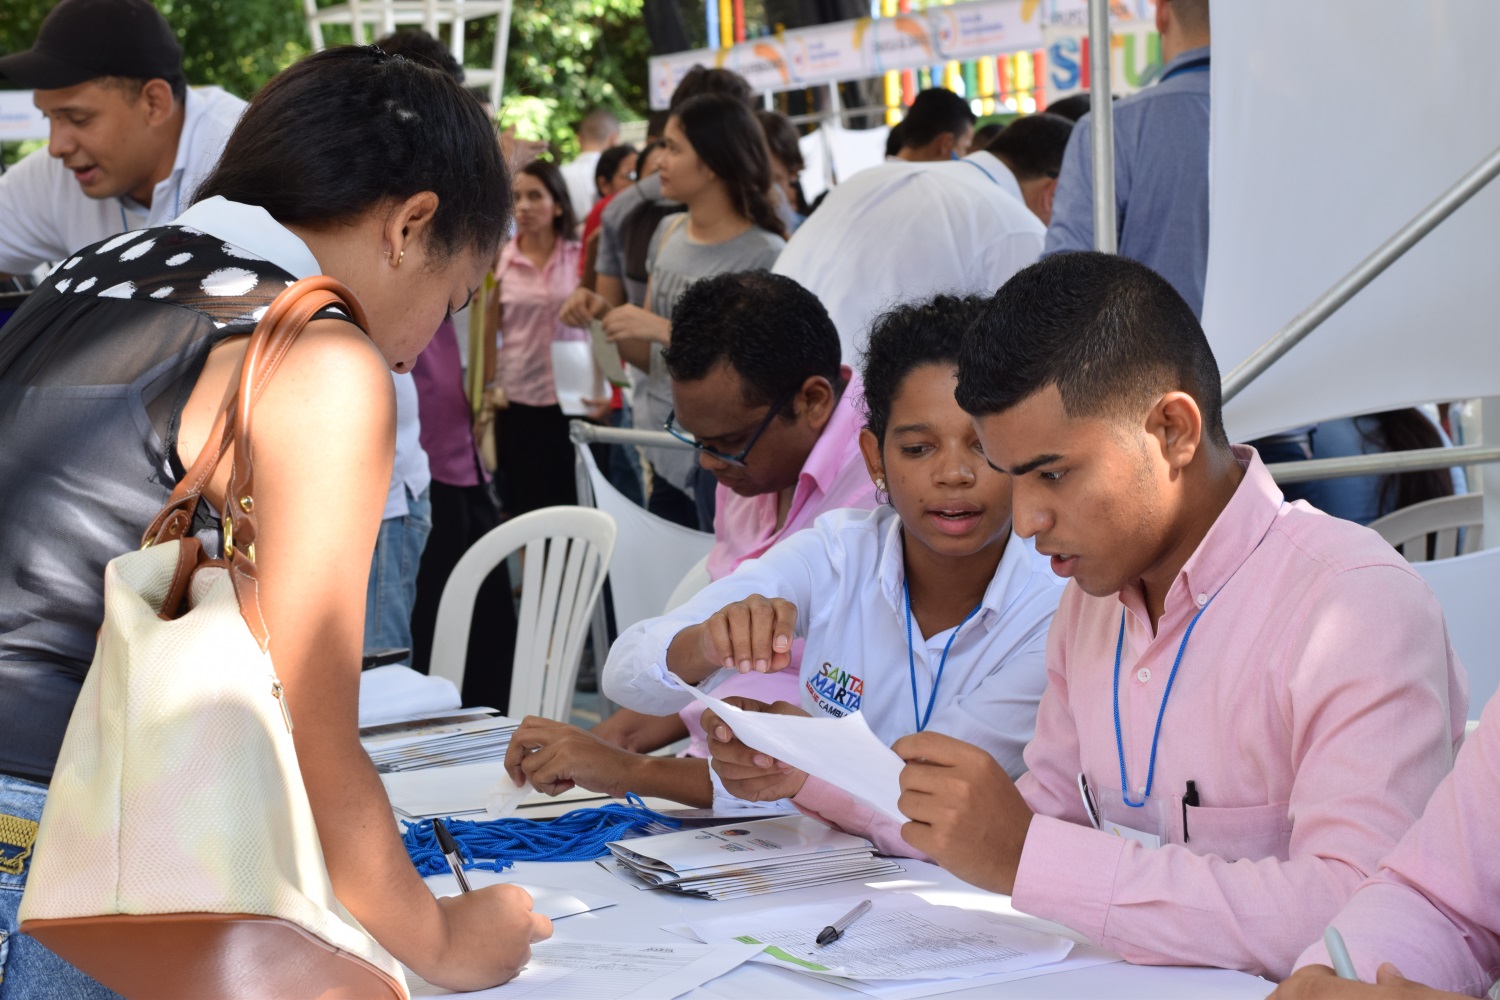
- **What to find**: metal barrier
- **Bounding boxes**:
[568,420,694,451]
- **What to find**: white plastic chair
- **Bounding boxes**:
[428,506,616,722]
[1369,493,1483,562]
[1414,546,1500,721]
[574,442,715,634]
[664,554,712,613]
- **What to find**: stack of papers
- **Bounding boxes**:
[360,707,518,773]
[602,814,903,900]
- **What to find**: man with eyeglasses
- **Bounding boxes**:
[503,271,874,808]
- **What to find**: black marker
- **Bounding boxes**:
[433,818,472,893]
[1182,780,1200,842]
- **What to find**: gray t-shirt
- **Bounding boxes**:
[635,214,785,494]
[595,173,676,307]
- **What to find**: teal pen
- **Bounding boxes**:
[1323,926,1358,981]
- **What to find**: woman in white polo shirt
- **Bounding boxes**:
[602,293,1064,817]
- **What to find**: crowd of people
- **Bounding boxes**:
[0,0,1493,997]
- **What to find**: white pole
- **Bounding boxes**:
[1087,0,1116,253]
[491,0,512,109]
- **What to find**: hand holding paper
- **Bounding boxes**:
[672,675,906,823]
[703,697,812,803]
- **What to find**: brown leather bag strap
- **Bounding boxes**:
[138,277,368,646]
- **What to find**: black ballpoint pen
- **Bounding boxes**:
[1182,780,1200,842]
[433,818,472,893]
[816,899,872,946]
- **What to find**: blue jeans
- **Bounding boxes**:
[0,773,122,1000]
[364,486,433,663]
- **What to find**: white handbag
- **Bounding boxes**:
[18,278,408,999]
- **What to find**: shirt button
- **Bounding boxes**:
[1196,593,1209,607]
[1136,667,1151,683]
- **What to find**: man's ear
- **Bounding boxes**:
[935,132,957,160]
[798,375,837,434]
[141,78,175,127]
[1147,391,1205,473]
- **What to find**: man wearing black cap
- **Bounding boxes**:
[0,0,246,276]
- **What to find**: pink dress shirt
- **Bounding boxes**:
[675,370,878,757]
[1296,692,1500,996]
[495,237,587,407]
[784,447,1468,981]
[706,367,877,579]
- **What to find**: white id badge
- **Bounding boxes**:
[1091,780,1175,850]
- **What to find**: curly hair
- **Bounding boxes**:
[862,294,989,444]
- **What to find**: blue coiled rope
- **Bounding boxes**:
[401,793,682,878]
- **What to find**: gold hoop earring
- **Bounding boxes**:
[383,249,404,268]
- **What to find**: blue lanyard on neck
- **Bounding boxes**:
[1160,55,1211,83]
[904,579,982,733]
[118,183,181,233]
[1112,593,1215,807]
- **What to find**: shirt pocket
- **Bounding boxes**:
[1182,801,1293,862]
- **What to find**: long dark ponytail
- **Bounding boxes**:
[671,93,787,240]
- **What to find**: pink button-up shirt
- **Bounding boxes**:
[706,367,877,579]
[1009,446,1467,979]
[676,370,878,756]
[1296,692,1500,995]
[784,447,1468,980]
[496,237,587,407]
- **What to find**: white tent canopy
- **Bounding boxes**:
[1202,1,1500,443]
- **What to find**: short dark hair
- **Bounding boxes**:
[984,113,1073,180]
[971,121,1006,149]
[98,75,186,104]
[884,121,906,158]
[672,93,786,239]
[664,271,842,413]
[594,144,637,197]
[668,65,754,112]
[861,294,988,444]
[196,46,510,262]
[956,252,1228,445]
[519,159,578,238]
[900,88,976,150]
[1044,93,1091,122]
[374,29,464,83]
[755,110,803,173]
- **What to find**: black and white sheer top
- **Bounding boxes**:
[0,200,339,782]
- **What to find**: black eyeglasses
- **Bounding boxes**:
[663,388,798,468]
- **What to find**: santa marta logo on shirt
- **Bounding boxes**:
[807,662,864,717]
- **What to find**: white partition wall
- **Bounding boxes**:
[1202,1,1500,443]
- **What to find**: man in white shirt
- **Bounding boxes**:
[773,113,1074,362]
[558,108,620,223]
[0,0,246,276]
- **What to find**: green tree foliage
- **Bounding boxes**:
[461,0,650,160]
[2,0,651,166]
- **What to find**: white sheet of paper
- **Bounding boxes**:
[383,761,509,818]
[358,665,461,726]
[405,939,763,998]
[589,319,631,388]
[673,676,906,823]
[683,894,1072,982]
[552,340,603,417]
[424,871,617,921]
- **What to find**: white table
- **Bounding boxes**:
[415,797,1275,1000]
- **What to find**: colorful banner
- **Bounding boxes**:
[1041,20,1161,100]
[0,91,47,141]
[647,0,1152,108]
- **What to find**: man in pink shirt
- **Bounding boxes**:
[881,252,1467,980]
[1273,693,1500,998]
[506,270,875,802]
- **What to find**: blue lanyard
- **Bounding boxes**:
[956,157,1000,186]
[904,579,982,733]
[1160,55,1211,83]
[1112,594,1215,808]
[118,183,180,233]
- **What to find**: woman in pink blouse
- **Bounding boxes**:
[489,160,590,516]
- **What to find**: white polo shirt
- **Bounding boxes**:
[603,505,1065,779]
[772,150,1044,363]
[0,85,246,274]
